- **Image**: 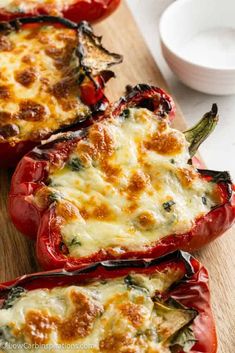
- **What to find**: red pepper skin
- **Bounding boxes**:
[62,0,121,23]
[0,17,121,168]
[0,251,217,353]
[0,0,121,23]
[0,140,36,168]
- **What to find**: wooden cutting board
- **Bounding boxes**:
[0,2,234,352]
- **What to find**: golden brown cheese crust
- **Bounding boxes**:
[0,1,77,17]
[144,130,185,155]
[99,332,136,353]
[23,310,57,345]
[119,302,144,328]
[19,290,103,345]
[0,24,89,144]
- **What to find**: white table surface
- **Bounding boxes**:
[126,0,235,180]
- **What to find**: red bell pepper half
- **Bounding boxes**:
[0,251,217,353]
[0,17,122,167]
[9,87,235,271]
[0,0,121,23]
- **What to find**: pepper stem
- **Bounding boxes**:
[184,104,218,157]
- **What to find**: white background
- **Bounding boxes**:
[127,0,235,179]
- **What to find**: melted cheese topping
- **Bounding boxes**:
[0,1,76,15]
[0,24,91,144]
[0,268,196,353]
[44,108,219,258]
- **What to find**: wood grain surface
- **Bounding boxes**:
[0,2,234,352]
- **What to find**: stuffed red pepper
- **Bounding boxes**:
[0,0,121,23]
[9,85,235,270]
[0,16,122,167]
[0,251,217,353]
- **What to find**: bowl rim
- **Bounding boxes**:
[159,0,235,72]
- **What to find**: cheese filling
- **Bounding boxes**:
[0,24,92,144]
[0,268,197,353]
[45,108,220,258]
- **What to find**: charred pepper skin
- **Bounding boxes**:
[0,251,217,353]
[113,84,176,122]
[0,16,122,168]
[0,0,121,23]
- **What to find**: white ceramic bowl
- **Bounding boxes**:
[159,0,235,95]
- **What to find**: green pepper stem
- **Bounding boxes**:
[184,104,218,158]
